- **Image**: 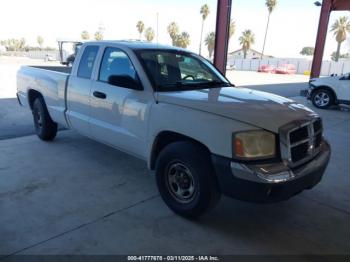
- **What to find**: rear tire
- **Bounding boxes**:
[311,88,334,109]
[155,141,220,218]
[32,97,57,141]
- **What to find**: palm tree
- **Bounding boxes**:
[81,31,90,40]
[167,22,180,45]
[199,4,210,55]
[205,32,215,59]
[144,27,155,42]
[261,0,277,58]
[37,36,44,50]
[173,32,191,48]
[136,21,145,40]
[94,31,103,40]
[239,30,255,59]
[331,16,350,62]
[229,20,235,40]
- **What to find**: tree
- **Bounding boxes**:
[1,38,26,51]
[261,0,277,58]
[300,47,315,56]
[136,21,145,40]
[199,4,210,55]
[144,27,155,42]
[204,32,215,59]
[167,22,179,45]
[331,16,350,62]
[331,51,350,61]
[81,31,90,40]
[239,30,255,59]
[37,36,44,50]
[94,31,103,40]
[0,38,56,51]
[19,38,26,50]
[229,20,236,40]
[173,32,191,48]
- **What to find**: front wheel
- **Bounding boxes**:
[311,88,334,109]
[32,97,57,141]
[155,141,220,218]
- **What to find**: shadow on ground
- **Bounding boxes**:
[0,98,34,140]
[0,98,350,255]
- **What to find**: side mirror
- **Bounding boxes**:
[108,75,143,90]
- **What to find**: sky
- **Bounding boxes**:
[0,0,349,60]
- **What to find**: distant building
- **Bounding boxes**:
[228,48,272,60]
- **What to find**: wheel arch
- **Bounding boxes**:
[27,89,44,110]
[149,131,211,170]
[311,85,338,103]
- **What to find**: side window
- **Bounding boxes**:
[99,47,136,83]
[77,45,99,79]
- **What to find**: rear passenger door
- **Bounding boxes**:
[66,45,99,136]
[90,47,150,158]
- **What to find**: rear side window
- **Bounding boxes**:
[77,45,99,79]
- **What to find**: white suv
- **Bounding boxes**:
[307,73,350,109]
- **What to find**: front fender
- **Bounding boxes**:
[146,102,260,167]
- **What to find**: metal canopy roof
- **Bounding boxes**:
[212,0,349,77]
[333,0,350,10]
[310,0,350,78]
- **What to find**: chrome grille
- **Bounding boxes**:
[279,118,323,167]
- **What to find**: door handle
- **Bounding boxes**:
[93,91,107,99]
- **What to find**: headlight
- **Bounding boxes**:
[233,130,276,159]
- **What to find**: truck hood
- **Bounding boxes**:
[157,87,318,133]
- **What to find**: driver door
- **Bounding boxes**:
[89,47,149,158]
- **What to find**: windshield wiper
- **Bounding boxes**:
[194,80,232,87]
[156,80,232,91]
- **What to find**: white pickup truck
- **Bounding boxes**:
[17,41,330,218]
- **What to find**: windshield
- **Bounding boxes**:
[136,49,230,91]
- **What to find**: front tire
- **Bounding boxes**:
[311,88,334,109]
[32,97,57,141]
[155,141,220,218]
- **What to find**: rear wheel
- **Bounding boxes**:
[32,97,57,141]
[155,141,220,218]
[311,88,334,109]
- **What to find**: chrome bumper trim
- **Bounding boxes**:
[230,139,330,184]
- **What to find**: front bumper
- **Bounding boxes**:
[212,139,331,203]
[300,83,314,99]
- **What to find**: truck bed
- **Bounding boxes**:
[17,65,71,128]
[28,65,72,74]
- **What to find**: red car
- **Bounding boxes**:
[258,64,275,73]
[275,64,296,74]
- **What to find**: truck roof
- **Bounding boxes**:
[88,40,187,51]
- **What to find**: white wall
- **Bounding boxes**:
[227,58,350,76]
